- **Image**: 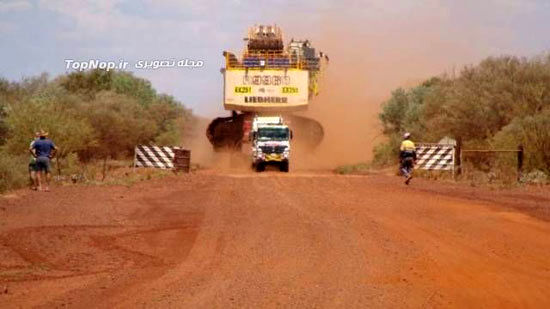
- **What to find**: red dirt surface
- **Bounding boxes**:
[1,171,550,308]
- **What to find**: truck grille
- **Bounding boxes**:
[260,145,286,154]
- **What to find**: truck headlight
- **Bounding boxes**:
[283,147,290,157]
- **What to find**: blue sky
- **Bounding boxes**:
[1,0,549,116]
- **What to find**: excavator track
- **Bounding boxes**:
[207,113,323,152]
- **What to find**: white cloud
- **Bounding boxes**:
[0,20,16,33]
[37,0,212,41]
[493,0,538,10]
[0,0,32,12]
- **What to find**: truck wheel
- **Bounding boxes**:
[280,161,289,172]
[256,162,265,172]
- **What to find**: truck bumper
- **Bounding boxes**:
[255,157,288,164]
[263,153,285,162]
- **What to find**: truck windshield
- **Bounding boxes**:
[258,127,289,141]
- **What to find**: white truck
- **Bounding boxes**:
[250,116,292,172]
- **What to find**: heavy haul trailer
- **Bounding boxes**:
[206,25,326,170]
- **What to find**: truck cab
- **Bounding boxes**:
[251,116,291,172]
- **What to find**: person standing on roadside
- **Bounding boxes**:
[30,130,57,192]
[28,132,40,190]
[400,132,417,185]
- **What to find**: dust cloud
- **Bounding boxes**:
[184,116,252,171]
[290,4,483,169]
[190,3,489,170]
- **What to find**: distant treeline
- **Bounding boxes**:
[375,54,550,174]
[0,69,195,191]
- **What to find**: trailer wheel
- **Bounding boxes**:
[256,162,265,172]
[280,161,289,172]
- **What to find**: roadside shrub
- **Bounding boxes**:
[459,161,518,188]
[0,153,28,192]
[335,163,370,175]
[377,54,550,177]
[493,109,550,173]
[520,170,548,185]
[372,134,401,167]
[0,69,195,191]
[4,86,98,168]
[413,169,454,181]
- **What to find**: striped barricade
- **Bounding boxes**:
[134,145,180,169]
[415,143,455,171]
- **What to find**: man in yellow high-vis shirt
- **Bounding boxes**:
[400,132,416,185]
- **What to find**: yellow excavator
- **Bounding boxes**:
[207,24,327,152]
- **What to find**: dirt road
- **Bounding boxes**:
[1,171,550,308]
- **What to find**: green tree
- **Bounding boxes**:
[376,54,550,171]
[4,84,97,174]
[0,69,195,190]
[82,91,157,178]
[493,109,550,173]
[59,70,113,98]
[112,71,156,106]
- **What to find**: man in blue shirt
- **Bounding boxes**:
[30,130,57,192]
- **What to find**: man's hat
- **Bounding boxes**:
[39,130,48,137]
